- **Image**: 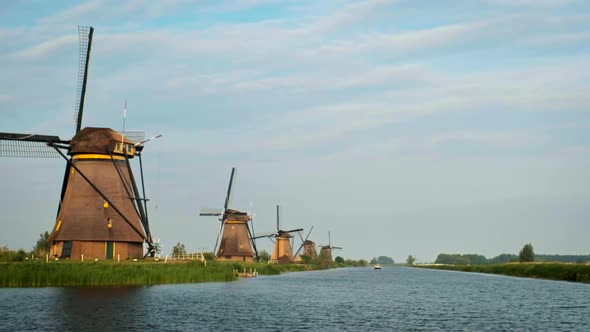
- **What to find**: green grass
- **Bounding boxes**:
[415,263,590,283]
[0,260,236,287]
[0,260,327,287]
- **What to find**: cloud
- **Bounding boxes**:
[9,34,77,61]
[423,131,538,149]
[484,0,580,6]
[38,0,105,25]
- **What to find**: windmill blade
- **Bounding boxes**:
[283,228,304,234]
[252,232,275,239]
[199,208,224,216]
[276,205,280,232]
[0,133,67,158]
[0,139,62,158]
[245,222,258,260]
[332,246,343,250]
[294,243,305,257]
[134,134,162,147]
[248,207,258,259]
[224,168,236,211]
[304,226,314,241]
[213,221,224,254]
[74,26,94,134]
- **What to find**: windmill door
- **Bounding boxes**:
[61,241,73,259]
[106,242,114,260]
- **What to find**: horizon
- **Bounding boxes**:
[1,0,589,263]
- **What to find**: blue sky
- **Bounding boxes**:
[1,0,589,262]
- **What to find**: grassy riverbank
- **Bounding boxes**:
[415,263,590,283]
[0,260,322,287]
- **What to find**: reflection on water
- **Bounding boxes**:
[1,267,589,331]
[53,288,146,331]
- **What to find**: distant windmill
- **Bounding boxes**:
[255,205,303,264]
[294,226,317,262]
[0,26,160,260]
[318,231,342,263]
[199,168,258,261]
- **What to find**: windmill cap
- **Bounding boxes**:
[69,127,137,156]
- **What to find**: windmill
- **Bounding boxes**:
[318,231,342,263]
[293,226,317,262]
[199,167,258,261]
[255,205,303,264]
[0,26,160,260]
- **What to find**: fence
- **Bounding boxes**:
[170,252,205,261]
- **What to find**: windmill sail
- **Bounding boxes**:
[74,26,93,134]
[0,133,65,158]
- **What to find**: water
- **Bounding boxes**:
[1,267,589,331]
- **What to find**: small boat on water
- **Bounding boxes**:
[374,264,382,270]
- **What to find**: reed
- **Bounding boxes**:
[0,260,327,287]
[416,263,590,283]
[0,260,235,287]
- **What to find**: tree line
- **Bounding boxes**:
[435,243,590,265]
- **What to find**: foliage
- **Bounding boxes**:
[335,256,344,264]
[435,252,587,265]
[0,246,29,262]
[519,243,535,263]
[435,253,488,265]
[487,253,518,264]
[257,250,270,262]
[370,256,395,265]
[317,249,333,268]
[534,255,589,263]
[415,263,590,284]
[300,255,314,264]
[406,255,416,265]
[172,242,187,255]
[34,231,51,256]
[202,252,216,260]
[343,259,368,267]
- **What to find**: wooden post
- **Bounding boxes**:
[46,254,48,262]
[117,254,120,262]
[81,254,84,262]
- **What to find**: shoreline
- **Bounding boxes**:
[413,263,590,284]
[0,260,325,288]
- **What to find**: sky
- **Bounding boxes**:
[0,0,589,262]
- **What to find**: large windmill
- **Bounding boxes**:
[294,226,317,262]
[200,167,258,261]
[318,231,342,263]
[0,26,159,260]
[255,205,303,264]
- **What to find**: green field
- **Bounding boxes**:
[0,260,322,287]
[415,263,590,283]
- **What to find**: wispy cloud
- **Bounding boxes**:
[484,0,580,7]
[9,34,77,61]
[423,131,538,149]
[38,0,105,25]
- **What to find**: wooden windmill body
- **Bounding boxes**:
[255,205,302,264]
[294,226,316,263]
[49,128,146,259]
[200,168,258,261]
[318,231,342,264]
[302,240,318,258]
[0,27,158,260]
